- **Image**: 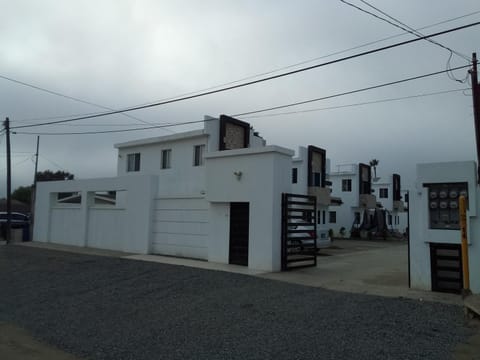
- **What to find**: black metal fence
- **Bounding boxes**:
[281,193,317,270]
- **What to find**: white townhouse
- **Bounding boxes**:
[327,163,407,237]
[33,115,337,271]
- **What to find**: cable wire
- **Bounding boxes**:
[14,10,480,124]
[232,64,470,116]
[0,74,175,133]
[10,21,480,131]
[355,0,470,60]
[239,88,468,119]
[13,65,471,136]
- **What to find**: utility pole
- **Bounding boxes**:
[3,117,12,243]
[470,52,480,182]
[30,136,39,239]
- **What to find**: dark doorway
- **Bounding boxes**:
[229,202,249,266]
[430,243,463,294]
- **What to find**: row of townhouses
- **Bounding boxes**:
[33,115,407,272]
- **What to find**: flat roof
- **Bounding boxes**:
[114,129,207,149]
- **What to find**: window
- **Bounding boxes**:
[292,168,298,184]
[322,211,326,225]
[379,188,388,198]
[317,210,321,224]
[193,145,205,166]
[329,211,336,223]
[312,172,321,186]
[127,153,140,172]
[342,179,352,192]
[388,215,392,225]
[161,149,171,169]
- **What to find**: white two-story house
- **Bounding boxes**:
[34,115,337,271]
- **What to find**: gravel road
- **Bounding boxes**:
[0,245,474,360]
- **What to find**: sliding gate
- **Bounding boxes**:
[281,193,317,270]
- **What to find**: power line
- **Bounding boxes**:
[0,74,175,133]
[14,10,480,125]
[340,0,469,61]
[353,0,470,60]
[350,0,471,83]
[239,88,468,119]
[232,64,471,117]
[10,21,480,131]
[13,65,471,136]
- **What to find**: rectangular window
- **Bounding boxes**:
[193,145,205,166]
[292,168,298,184]
[329,211,336,224]
[388,214,392,225]
[342,179,352,192]
[161,149,171,169]
[322,211,326,225]
[313,172,321,187]
[379,188,388,198]
[127,153,140,172]
[317,210,321,224]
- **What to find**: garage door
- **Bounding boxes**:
[151,198,209,260]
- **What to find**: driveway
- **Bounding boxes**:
[0,245,476,360]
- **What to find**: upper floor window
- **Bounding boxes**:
[342,179,352,192]
[329,211,336,224]
[161,149,171,169]
[292,168,298,184]
[379,188,388,198]
[193,145,205,167]
[127,153,140,172]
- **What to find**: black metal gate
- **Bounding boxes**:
[430,243,463,294]
[281,193,317,270]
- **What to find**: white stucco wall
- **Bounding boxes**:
[205,145,294,272]
[328,166,359,234]
[115,131,208,197]
[33,175,157,254]
[410,161,480,293]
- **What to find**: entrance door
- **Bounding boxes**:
[229,202,249,266]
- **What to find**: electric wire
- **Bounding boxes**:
[13,65,471,136]
[0,74,175,133]
[232,65,471,117]
[10,21,480,131]
[239,88,468,119]
[356,0,470,60]
[13,10,480,124]
[340,0,472,83]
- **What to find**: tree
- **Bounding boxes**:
[369,159,379,179]
[36,170,74,182]
[12,186,32,204]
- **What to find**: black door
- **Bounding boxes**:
[430,243,463,294]
[229,202,249,266]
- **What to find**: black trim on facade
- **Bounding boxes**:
[358,163,372,195]
[307,145,326,187]
[393,173,401,201]
[218,114,250,151]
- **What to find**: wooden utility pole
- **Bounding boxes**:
[470,52,480,182]
[3,117,12,243]
[30,136,40,239]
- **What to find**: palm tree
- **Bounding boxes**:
[369,159,379,179]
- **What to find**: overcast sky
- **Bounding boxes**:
[0,0,479,197]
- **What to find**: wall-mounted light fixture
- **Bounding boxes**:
[233,171,242,180]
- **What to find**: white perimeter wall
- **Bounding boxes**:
[34,175,157,254]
